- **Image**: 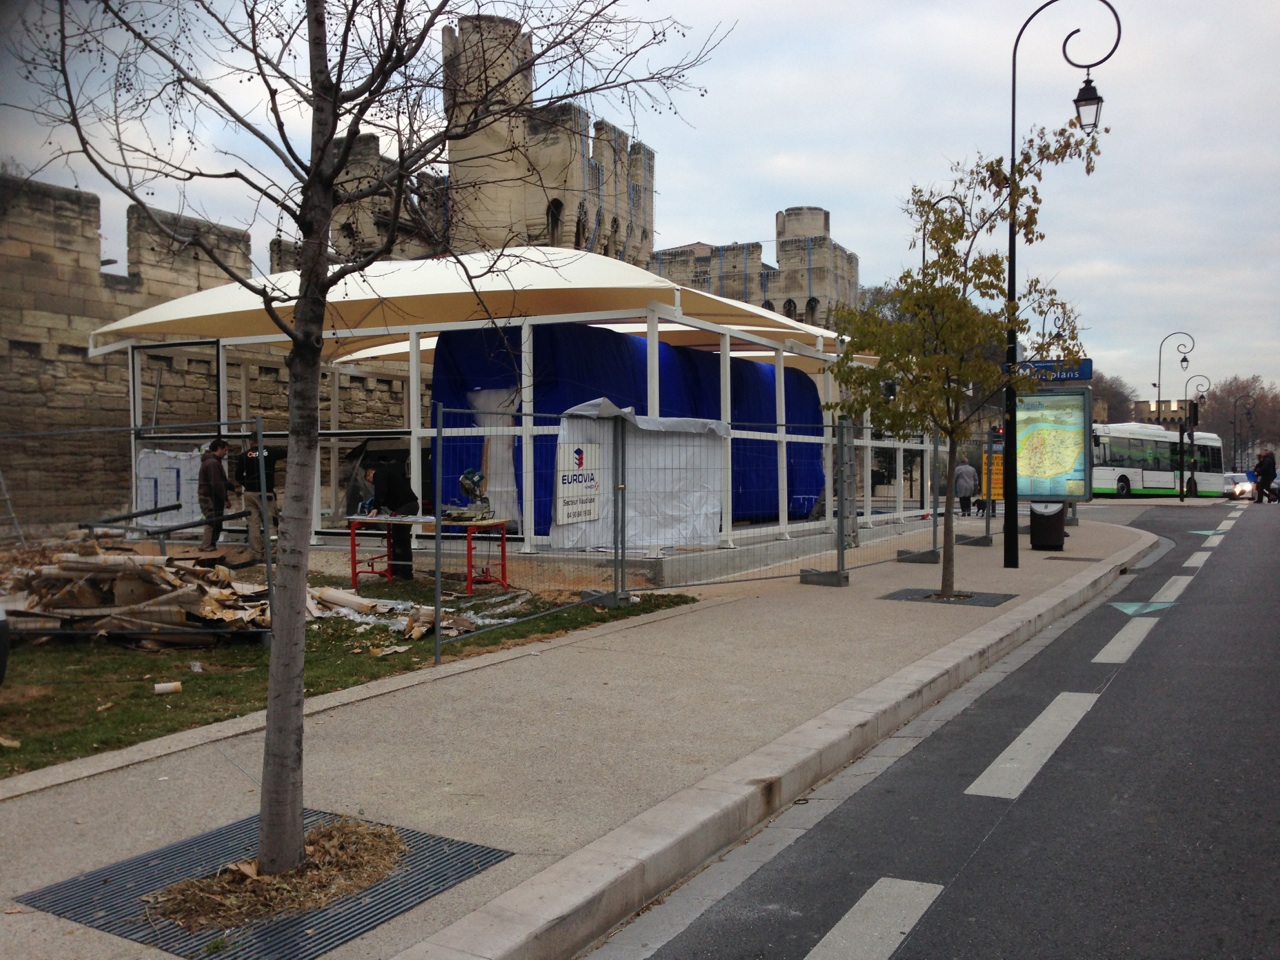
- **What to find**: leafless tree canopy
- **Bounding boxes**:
[10,0,721,875]
[15,0,720,320]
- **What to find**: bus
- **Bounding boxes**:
[1091,422,1223,498]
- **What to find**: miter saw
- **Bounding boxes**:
[442,468,494,521]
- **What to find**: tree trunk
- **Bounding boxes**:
[257,0,337,873]
[940,439,959,598]
[256,294,325,874]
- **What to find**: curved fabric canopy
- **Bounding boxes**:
[90,246,862,369]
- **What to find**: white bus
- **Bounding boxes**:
[1091,422,1223,498]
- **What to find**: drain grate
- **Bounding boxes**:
[880,588,1017,607]
[17,809,512,960]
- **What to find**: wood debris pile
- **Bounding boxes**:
[5,550,272,643]
[306,586,479,642]
[1,542,479,645]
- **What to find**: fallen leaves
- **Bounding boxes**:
[144,818,406,931]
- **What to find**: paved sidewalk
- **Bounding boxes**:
[1,519,1155,960]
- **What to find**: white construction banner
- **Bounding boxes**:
[549,398,727,550]
[555,442,602,524]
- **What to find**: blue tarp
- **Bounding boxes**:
[430,325,825,534]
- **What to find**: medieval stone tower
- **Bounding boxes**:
[443,15,654,266]
[651,206,859,332]
[309,15,656,269]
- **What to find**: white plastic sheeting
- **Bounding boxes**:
[467,388,522,532]
[549,399,729,550]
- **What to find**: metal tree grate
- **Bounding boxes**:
[17,809,512,960]
[879,588,1018,607]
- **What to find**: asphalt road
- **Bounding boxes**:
[583,500,1280,959]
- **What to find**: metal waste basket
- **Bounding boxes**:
[1029,501,1066,551]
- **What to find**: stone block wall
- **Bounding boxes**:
[0,176,414,536]
[0,176,215,533]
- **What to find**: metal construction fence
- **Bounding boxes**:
[400,406,1000,601]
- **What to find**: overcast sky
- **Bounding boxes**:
[2,0,1277,403]
[635,0,1280,403]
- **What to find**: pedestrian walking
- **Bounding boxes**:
[954,455,980,517]
[1257,450,1277,503]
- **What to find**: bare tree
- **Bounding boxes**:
[12,0,720,874]
[1090,371,1137,423]
[1201,374,1280,467]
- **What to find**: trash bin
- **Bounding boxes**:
[1029,501,1066,551]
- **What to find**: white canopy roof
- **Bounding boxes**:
[91,246,862,369]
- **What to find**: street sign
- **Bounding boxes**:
[1011,358,1093,381]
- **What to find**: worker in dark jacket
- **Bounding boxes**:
[198,439,240,550]
[364,462,420,580]
[236,436,287,562]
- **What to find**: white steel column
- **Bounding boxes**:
[720,332,735,548]
[822,366,835,529]
[328,367,340,522]
[924,440,933,515]
[646,307,661,415]
[895,445,905,519]
[216,342,229,432]
[862,408,873,528]
[129,346,141,515]
[310,455,324,545]
[238,363,250,422]
[775,349,790,539]
[407,332,423,547]
[520,321,536,553]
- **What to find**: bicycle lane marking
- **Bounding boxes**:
[964,692,1100,800]
[804,878,945,960]
[1093,617,1159,664]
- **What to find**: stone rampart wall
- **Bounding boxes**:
[0,176,413,535]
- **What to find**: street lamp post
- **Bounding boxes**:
[1232,394,1256,470]
[1154,331,1194,426]
[1003,0,1121,569]
[1180,374,1210,499]
[921,195,965,271]
[1182,374,1210,414]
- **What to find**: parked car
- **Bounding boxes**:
[1223,472,1254,500]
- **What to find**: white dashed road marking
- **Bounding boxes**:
[804,877,944,960]
[1094,617,1158,664]
[965,692,1099,800]
[1152,576,1194,603]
